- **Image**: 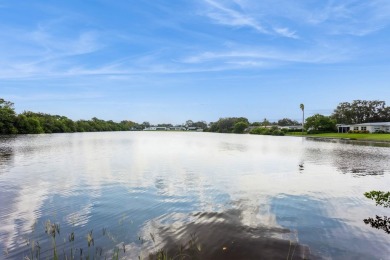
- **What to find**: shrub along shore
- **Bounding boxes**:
[1,98,389,138]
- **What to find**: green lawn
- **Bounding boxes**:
[286,132,390,141]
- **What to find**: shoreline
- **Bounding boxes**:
[286,133,390,144]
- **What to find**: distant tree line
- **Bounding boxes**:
[206,117,301,134]
[208,117,250,133]
[249,126,285,136]
[1,98,389,135]
[185,120,208,129]
[0,98,139,134]
[332,100,390,124]
[303,100,390,133]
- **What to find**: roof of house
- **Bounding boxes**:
[355,122,390,126]
[337,122,390,126]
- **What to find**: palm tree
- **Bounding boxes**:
[300,103,305,134]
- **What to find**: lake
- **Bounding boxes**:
[0,132,389,259]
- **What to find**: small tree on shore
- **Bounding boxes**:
[233,121,249,134]
[300,103,305,133]
[305,114,336,133]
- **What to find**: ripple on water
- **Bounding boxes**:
[1,133,390,259]
[137,209,318,260]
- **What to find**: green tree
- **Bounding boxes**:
[300,104,305,134]
[208,121,218,132]
[76,120,93,132]
[120,120,136,130]
[332,100,390,124]
[185,120,194,127]
[15,114,44,134]
[364,191,390,208]
[277,118,299,126]
[0,98,18,134]
[192,121,208,130]
[142,121,151,129]
[262,118,270,127]
[250,126,284,136]
[208,117,249,133]
[363,191,390,234]
[0,98,142,134]
[305,114,336,133]
[233,121,249,133]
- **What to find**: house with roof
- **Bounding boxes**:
[337,122,390,133]
[170,126,186,131]
[279,125,303,131]
[185,126,203,131]
[144,126,169,131]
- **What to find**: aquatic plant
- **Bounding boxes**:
[364,191,390,208]
[363,216,390,234]
[363,190,390,235]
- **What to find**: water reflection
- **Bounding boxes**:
[219,141,248,152]
[363,216,390,234]
[332,149,387,176]
[139,209,316,260]
[304,138,390,176]
[306,137,390,148]
[298,162,304,172]
[1,133,390,259]
[0,136,14,173]
[363,191,390,235]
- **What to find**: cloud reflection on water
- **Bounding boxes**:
[137,207,315,260]
[0,133,389,258]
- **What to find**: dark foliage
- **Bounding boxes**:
[250,126,285,136]
[332,100,390,124]
[208,117,249,133]
[0,98,139,134]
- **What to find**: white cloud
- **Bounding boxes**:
[273,27,299,39]
[201,0,390,37]
[201,0,301,39]
[202,0,268,34]
[181,44,351,66]
[1,0,390,81]
[0,25,103,79]
[306,1,390,36]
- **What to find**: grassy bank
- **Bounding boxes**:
[286,132,390,141]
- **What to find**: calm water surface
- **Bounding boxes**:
[0,132,389,259]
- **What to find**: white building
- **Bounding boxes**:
[144,127,168,131]
[279,125,303,130]
[170,126,186,131]
[337,122,390,133]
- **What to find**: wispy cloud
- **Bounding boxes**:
[6,92,103,102]
[202,0,268,34]
[273,27,299,39]
[305,0,390,36]
[30,28,101,56]
[1,0,389,81]
[0,39,352,80]
[0,17,103,79]
[201,0,301,38]
[201,0,390,38]
[181,44,351,66]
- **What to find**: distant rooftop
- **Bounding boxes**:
[356,122,390,126]
[338,122,390,126]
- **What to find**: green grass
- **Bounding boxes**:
[285,132,307,136]
[286,132,390,142]
[286,132,390,141]
[309,133,390,141]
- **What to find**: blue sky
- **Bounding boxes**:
[1,0,390,124]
